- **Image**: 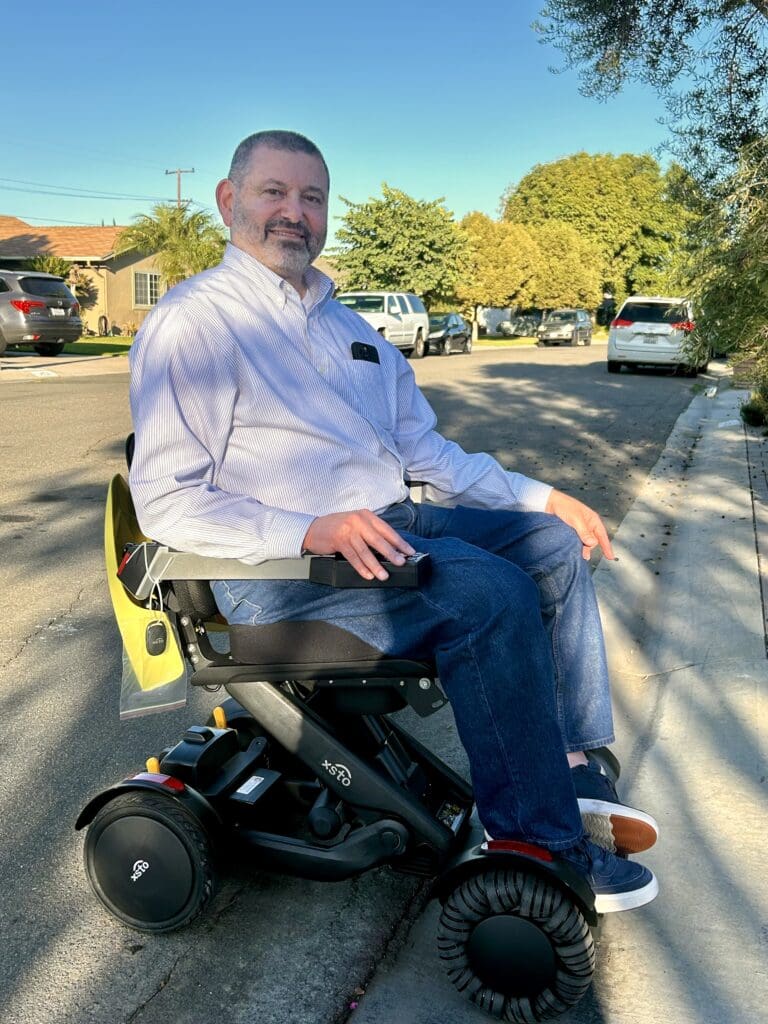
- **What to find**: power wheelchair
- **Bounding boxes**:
[77,446,621,1022]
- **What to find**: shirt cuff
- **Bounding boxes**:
[514,477,553,513]
[262,509,317,560]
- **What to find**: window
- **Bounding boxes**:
[387,296,400,315]
[338,294,385,312]
[134,272,161,307]
[407,294,427,314]
[20,276,73,299]
[397,295,409,314]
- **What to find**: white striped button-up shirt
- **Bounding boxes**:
[128,243,552,563]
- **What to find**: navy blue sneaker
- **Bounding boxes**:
[560,838,658,914]
[572,761,659,855]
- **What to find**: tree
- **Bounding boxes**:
[502,152,693,301]
[456,213,539,333]
[116,205,226,287]
[682,139,768,375]
[331,185,468,306]
[526,220,602,310]
[536,1,768,179]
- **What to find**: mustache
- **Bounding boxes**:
[265,218,310,241]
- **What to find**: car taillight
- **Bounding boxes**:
[72,301,80,314]
[10,299,46,314]
[610,317,634,328]
[671,320,696,332]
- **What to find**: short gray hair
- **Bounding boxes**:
[228,130,329,187]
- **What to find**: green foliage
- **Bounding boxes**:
[501,152,694,300]
[537,1,768,180]
[28,254,72,278]
[331,184,468,306]
[457,213,539,313]
[525,220,602,309]
[116,204,226,287]
[678,139,768,385]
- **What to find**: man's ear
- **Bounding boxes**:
[216,178,234,227]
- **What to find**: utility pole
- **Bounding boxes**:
[165,167,195,208]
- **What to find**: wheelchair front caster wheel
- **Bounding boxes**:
[83,791,216,933]
[438,869,595,1020]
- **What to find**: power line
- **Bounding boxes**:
[0,176,176,202]
[7,213,107,226]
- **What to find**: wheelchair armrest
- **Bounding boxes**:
[117,542,429,601]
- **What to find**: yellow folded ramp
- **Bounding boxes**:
[105,474,185,691]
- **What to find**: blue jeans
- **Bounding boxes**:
[212,501,614,850]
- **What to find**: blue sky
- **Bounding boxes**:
[4,1,668,241]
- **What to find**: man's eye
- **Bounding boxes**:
[304,194,323,205]
[264,188,283,197]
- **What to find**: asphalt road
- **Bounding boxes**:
[0,347,705,1024]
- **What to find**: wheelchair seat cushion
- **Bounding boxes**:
[229,620,434,676]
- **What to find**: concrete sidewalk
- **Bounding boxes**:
[351,381,768,1023]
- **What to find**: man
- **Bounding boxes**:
[129,130,659,914]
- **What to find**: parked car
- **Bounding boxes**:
[336,290,430,358]
[427,313,472,355]
[497,314,541,338]
[606,296,704,374]
[536,309,592,346]
[0,269,82,357]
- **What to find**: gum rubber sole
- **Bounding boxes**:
[579,800,659,855]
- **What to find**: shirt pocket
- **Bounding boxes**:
[335,359,395,431]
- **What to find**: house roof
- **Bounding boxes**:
[0,216,124,261]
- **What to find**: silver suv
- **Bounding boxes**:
[0,269,82,357]
[537,309,592,346]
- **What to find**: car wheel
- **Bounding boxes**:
[584,334,592,346]
[441,337,453,356]
[464,335,472,354]
[569,332,578,346]
[0,332,7,357]
[34,343,66,357]
[607,360,621,373]
[412,330,426,359]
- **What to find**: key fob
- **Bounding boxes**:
[145,620,168,656]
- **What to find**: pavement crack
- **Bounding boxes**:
[5,586,87,664]
[332,878,432,1024]
[123,954,184,1023]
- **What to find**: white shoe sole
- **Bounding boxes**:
[579,799,659,854]
[593,871,659,914]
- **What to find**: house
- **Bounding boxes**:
[0,215,162,335]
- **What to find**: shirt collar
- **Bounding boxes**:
[222,242,334,312]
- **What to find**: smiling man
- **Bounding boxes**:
[128,130,659,914]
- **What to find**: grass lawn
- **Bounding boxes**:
[63,336,134,356]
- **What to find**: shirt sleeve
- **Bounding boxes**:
[128,303,314,562]
[390,354,553,512]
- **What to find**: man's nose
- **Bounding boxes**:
[279,191,305,222]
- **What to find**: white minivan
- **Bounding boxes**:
[336,291,430,358]
[607,295,705,375]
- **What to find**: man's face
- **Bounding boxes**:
[216,146,328,289]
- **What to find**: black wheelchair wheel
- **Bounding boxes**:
[84,791,215,933]
[438,868,594,1021]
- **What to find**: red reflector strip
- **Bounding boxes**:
[610,318,633,328]
[117,550,132,575]
[132,771,185,792]
[485,839,554,861]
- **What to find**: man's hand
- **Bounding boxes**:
[303,510,416,581]
[545,489,615,561]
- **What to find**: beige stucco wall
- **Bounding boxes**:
[76,252,162,334]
